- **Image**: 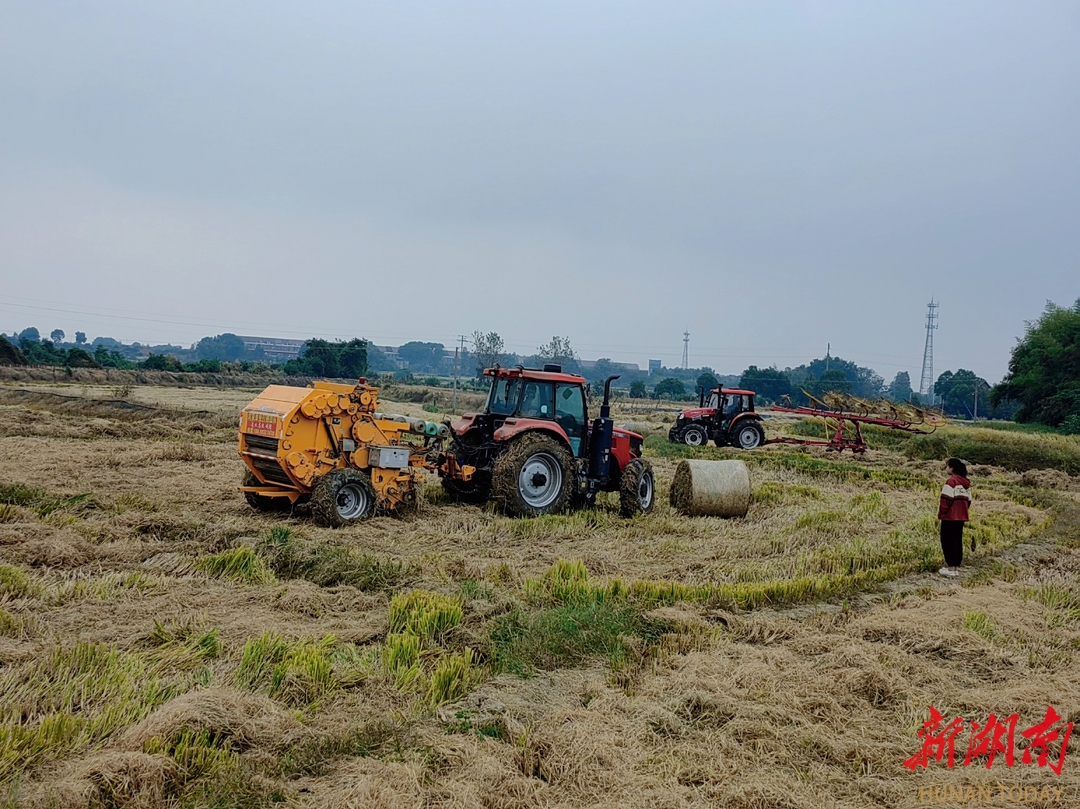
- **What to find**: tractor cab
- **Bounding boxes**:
[479,365,590,457]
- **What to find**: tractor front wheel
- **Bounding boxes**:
[311,468,377,527]
[491,434,574,517]
[619,459,656,517]
[680,424,708,447]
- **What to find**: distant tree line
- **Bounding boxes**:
[11,316,1072,430]
[991,299,1080,433]
[0,328,370,380]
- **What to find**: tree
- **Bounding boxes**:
[534,336,580,374]
[284,338,368,379]
[888,371,913,402]
[471,331,505,377]
[992,299,1080,428]
[75,331,87,345]
[935,369,999,419]
[0,335,28,366]
[789,355,883,398]
[696,369,719,394]
[815,369,852,395]
[195,333,247,362]
[397,341,446,373]
[739,366,792,404]
[653,377,686,399]
[629,380,647,398]
[17,327,40,346]
[588,358,620,385]
[50,329,65,343]
[142,353,184,371]
[65,348,99,368]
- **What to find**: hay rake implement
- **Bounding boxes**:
[765,391,945,454]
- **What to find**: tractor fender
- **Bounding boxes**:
[727,412,763,432]
[493,419,573,451]
[450,414,478,436]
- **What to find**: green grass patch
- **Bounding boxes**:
[233,632,337,708]
[0,483,100,519]
[905,428,1080,475]
[0,564,39,600]
[258,529,407,590]
[0,643,175,783]
[489,600,662,674]
[196,545,274,585]
[388,590,463,641]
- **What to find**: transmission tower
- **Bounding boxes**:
[682,331,690,370]
[918,300,938,402]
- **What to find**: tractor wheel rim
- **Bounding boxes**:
[739,427,760,449]
[519,452,563,509]
[336,482,370,520]
[685,429,705,446]
[637,472,654,510]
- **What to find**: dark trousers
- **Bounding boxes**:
[940,520,964,567]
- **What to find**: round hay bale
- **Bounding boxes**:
[669,459,750,517]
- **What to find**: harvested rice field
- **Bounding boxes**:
[1,381,1079,808]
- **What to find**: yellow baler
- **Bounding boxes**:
[238,379,447,526]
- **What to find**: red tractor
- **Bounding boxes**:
[439,366,655,517]
[668,387,766,449]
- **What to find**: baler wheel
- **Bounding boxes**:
[491,433,574,517]
[242,472,291,513]
[312,468,376,527]
[619,459,656,517]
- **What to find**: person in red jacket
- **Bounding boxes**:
[938,457,971,577]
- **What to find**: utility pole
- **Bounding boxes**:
[451,335,466,413]
[682,331,690,370]
[974,381,978,421]
[919,300,938,404]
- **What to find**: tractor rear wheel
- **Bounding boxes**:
[681,424,708,447]
[619,459,656,517]
[311,468,376,527]
[491,433,574,517]
[733,421,765,450]
[242,471,291,513]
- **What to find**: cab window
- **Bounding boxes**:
[487,378,522,416]
[723,395,743,416]
[519,381,555,419]
[556,384,587,456]
[707,392,719,409]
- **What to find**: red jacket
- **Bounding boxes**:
[938,474,971,522]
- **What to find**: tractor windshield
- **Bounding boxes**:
[486,377,523,416]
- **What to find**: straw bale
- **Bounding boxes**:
[668,460,750,517]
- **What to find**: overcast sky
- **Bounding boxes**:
[1,1,1077,383]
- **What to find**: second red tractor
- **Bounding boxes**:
[668,387,766,449]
